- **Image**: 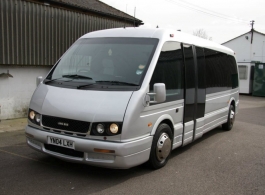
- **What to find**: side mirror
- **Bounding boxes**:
[144,83,166,106]
[36,76,43,87]
[153,83,166,103]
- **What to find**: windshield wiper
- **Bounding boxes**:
[45,74,92,84]
[96,81,139,86]
[62,74,92,80]
[44,77,65,84]
[77,83,96,89]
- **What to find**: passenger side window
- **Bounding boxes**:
[204,48,238,94]
[150,42,183,102]
[228,55,239,89]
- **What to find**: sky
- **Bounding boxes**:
[99,0,265,44]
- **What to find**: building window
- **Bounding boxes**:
[238,65,248,80]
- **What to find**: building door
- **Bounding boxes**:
[253,63,265,97]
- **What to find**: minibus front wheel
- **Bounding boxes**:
[148,123,173,169]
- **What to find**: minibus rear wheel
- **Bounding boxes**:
[148,123,173,169]
[222,104,235,131]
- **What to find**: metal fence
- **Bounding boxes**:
[0,0,133,65]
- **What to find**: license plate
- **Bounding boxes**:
[47,136,74,149]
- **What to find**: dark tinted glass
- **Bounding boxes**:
[204,49,238,94]
[183,45,196,123]
[184,45,195,91]
[227,55,239,88]
[150,42,183,102]
[195,47,206,118]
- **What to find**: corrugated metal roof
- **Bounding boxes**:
[0,0,136,66]
[46,0,142,23]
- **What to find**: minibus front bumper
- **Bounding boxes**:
[25,125,152,169]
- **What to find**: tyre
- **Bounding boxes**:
[222,104,235,131]
[148,123,173,169]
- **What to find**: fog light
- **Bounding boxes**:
[97,124,105,134]
[110,123,119,134]
[35,114,41,123]
[29,111,35,120]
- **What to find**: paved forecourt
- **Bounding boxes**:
[0,95,265,195]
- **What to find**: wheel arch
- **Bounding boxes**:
[228,97,236,112]
[150,114,174,137]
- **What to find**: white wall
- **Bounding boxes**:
[223,31,265,63]
[0,66,51,120]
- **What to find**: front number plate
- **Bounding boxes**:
[47,136,74,149]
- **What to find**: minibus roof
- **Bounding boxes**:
[80,27,234,56]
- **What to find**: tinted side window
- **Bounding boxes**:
[183,45,195,95]
[150,42,183,102]
[227,55,239,88]
[205,49,238,94]
[183,44,196,123]
[195,47,206,119]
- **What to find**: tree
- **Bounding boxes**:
[193,29,212,41]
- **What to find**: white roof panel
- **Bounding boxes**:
[80,28,234,55]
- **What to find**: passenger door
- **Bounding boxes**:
[182,44,196,145]
[194,47,206,140]
[182,45,206,145]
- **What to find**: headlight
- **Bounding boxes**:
[29,111,35,120]
[109,123,119,134]
[91,122,122,136]
[28,109,41,125]
[96,124,105,134]
[35,114,41,123]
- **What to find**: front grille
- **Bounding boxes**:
[44,144,84,158]
[42,115,90,133]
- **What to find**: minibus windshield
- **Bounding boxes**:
[46,38,158,88]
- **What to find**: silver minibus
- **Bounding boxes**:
[25,28,239,169]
